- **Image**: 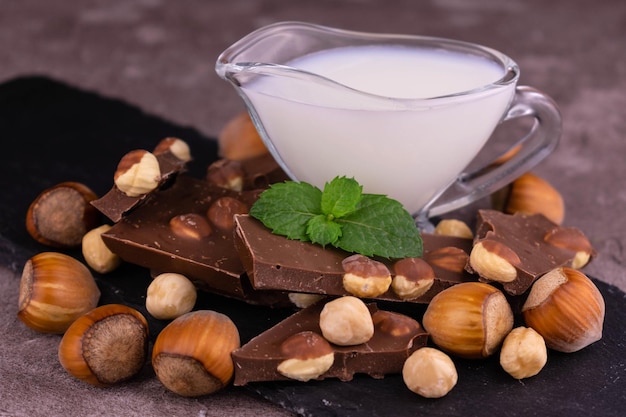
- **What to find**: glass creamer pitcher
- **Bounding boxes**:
[216,21,561,227]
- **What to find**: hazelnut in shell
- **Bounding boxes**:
[152,310,241,397]
[522,267,605,353]
[58,304,149,386]
[18,252,101,334]
[422,282,514,359]
[26,181,100,248]
[218,111,268,160]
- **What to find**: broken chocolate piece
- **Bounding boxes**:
[91,143,189,222]
[206,153,289,191]
[101,175,289,305]
[233,215,476,303]
[467,209,595,295]
[232,301,428,385]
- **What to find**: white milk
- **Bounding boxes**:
[242,45,515,215]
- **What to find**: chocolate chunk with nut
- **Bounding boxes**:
[231,300,428,385]
[233,214,476,303]
[467,209,595,295]
[91,138,191,222]
[100,175,289,305]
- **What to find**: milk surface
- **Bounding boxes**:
[242,45,515,215]
[287,45,504,99]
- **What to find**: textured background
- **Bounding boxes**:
[1,1,624,416]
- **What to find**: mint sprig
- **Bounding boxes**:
[249,176,422,258]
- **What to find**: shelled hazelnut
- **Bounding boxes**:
[318,296,374,346]
[391,257,435,300]
[499,326,547,379]
[114,149,161,197]
[146,273,197,320]
[402,347,458,398]
[82,224,122,273]
[341,254,392,298]
[277,331,335,382]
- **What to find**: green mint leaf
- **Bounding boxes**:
[306,214,342,246]
[336,194,423,258]
[249,181,322,241]
[320,176,362,218]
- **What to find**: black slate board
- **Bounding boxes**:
[0,76,624,417]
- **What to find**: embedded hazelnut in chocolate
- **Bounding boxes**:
[391,257,435,300]
[543,227,595,269]
[207,197,248,230]
[169,213,213,239]
[423,246,469,274]
[277,331,334,382]
[341,254,392,298]
[206,159,245,191]
[153,137,191,162]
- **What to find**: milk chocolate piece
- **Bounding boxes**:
[233,214,476,303]
[468,209,594,295]
[91,144,188,222]
[206,153,288,191]
[231,301,428,385]
[101,175,288,305]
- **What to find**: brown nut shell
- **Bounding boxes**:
[26,181,100,248]
[58,304,149,386]
[422,282,514,359]
[522,267,605,353]
[502,172,565,225]
[18,252,101,334]
[152,310,241,397]
[218,111,268,160]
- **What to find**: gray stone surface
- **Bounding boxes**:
[1,1,624,416]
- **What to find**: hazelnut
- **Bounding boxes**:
[218,111,268,160]
[153,137,192,162]
[423,246,469,274]
[18,252,100,334]
[113,149,161,197]
[58,304,149,386]
[341,254,392,298]
[402,347,458,398]
[422,282,514,359]
[319,296,374,346]
[391,257,435,300]
[288,292,326,309]
[152,310,241,397]
[499,326,547,379]
[81,224,122,273]
[434,219,473,239]
[169,213,213,239]
[544,227,594,269]
[207,196,249,230]
[496,172,565,225]
[277,331,335,382]
[206,159,245,191]
[26,181,100,248]
[468,240,520,283]
[146,273,197,320]
[522,267,605,353]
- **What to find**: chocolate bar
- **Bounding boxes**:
[100,175,289,305]
[467,210,595,295]
[231,300,428,385]
[91,142,189,222]
[233,214,477,303]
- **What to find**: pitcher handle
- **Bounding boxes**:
[417,86,562,228]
